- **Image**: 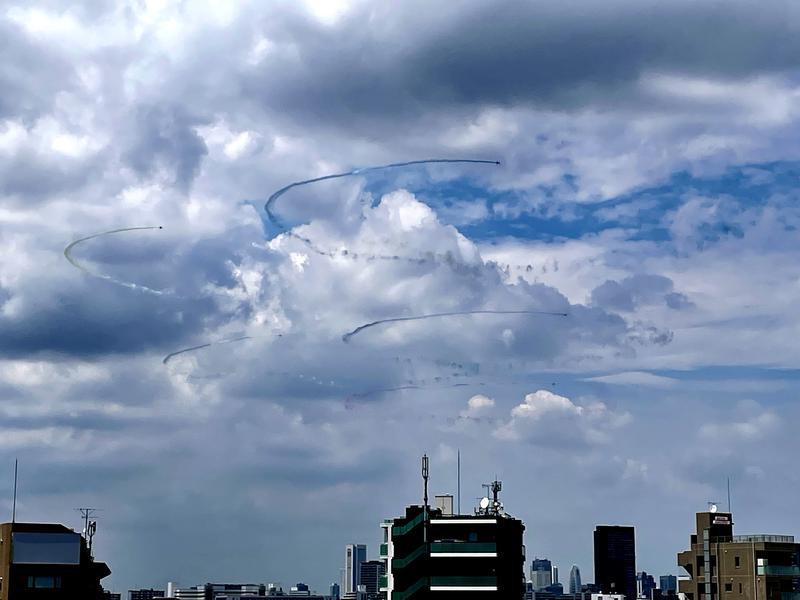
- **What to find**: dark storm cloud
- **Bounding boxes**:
[0,281,216,359]
[244,0,800,128]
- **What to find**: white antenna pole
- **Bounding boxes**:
[457,450,461,516]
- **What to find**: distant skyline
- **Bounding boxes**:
[2,0,800,594]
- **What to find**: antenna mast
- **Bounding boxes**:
[457,450,461,516]
[727,477,732,513]
[422,455,429,544]
[12,459,18,524]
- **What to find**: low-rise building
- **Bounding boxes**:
[677,510,800,600]
[0,521,111,600]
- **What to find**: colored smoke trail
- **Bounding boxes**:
[264,158,500,234]
[64,226,167,295]
[342,309,569,342]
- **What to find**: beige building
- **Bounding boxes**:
[678,511,800,600]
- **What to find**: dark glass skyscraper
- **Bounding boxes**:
[594,525,636,600]
[660,575,677,595]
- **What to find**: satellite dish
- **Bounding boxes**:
[480,497,490,510]
[709,503,718,513]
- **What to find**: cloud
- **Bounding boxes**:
[699,411,779,442]
[460,394,496,419]
[590,274,692,312]
[583,371,678,387]
[493,389,630,447]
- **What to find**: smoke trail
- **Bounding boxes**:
[264,159,500,257]
[162,335,261,365]
[342,309,569,342]
[64,226,167,295]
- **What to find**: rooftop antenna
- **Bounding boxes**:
[11,459,18,524]
[457,450,461,516]
[422,454,429,544]
[727,477,732,513]
[491,480,502,515]
[77,508,100,542]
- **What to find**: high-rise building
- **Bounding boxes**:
[129,590,165,600]
[659,576,677,596]
[637,572,656,599]
[381,480,526,598]
[570,566,583,595]
[344,544,367,596]
[532,558,553,590]
[359,560,385,599]
[0,521,112,600]
[554,566,560,585]
[330,582,341,599]
[104,593,122,600]
[677,509,800,600]
[594,525,636,600]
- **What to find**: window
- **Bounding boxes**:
[739,583,743,593]
[26,575,61,589]
[735,556,741,568]
[725,583,733,592]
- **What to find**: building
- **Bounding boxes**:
[636,572,655,599]
[569,566,582,595]
[172,584,265,599]
[330,583,340,599]
[532,559,554,591]
[677,509,800,600]
[659,576,677,596]
[0,521,111,600]
[105,593,122,600]
[554,567,560,585]
[359,561,385,599]
[130,590,166,600]
[594,526,636,600]
[344,545,367,597]
[381,478,526,599]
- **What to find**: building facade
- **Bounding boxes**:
[594,526,636,600]
[344,545,367,597]
[532,559,554,591]
[129,590,166,600]
[677,510,800,600]
[380,495,526,599]
[0,522,111,600]
[637,572,655,599]
[360,561,385,599]
[659,576,677,596]
[569,566,582,595]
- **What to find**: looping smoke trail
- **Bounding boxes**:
[265,158,500,232]
[64,226,166,295]
[342,309,569,343]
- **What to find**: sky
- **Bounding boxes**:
[2,0,800,594]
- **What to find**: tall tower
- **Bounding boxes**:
[594,525,636,600]
[569,565,582,595]
[531,557,553,590]
[344,544,367,595]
